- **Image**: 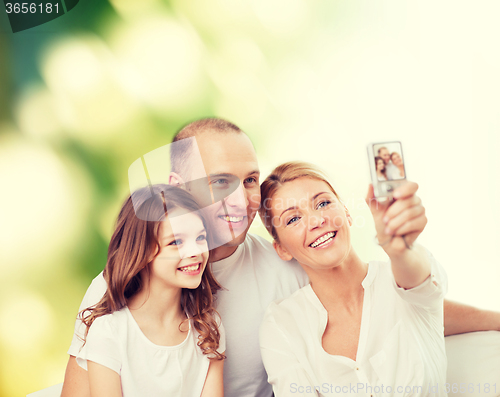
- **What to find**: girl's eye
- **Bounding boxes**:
[286,216,299,226]
[317,200,331,209]
[196,235,207,242]
[168,239,182,246]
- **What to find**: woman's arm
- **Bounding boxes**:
[200,356,225,397]
[366,182,431,289]
[87,361,122,397]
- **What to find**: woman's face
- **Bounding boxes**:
[149,209,209,291]
[376,159,385,172]
[392,153,402,166]
[270,178,352,271]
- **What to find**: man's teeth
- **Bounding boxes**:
[178,263,200,272]
[310,232,337,248]
[220,216,244,223]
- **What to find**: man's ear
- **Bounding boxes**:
[169,172,185,187]
[273,240,293,261]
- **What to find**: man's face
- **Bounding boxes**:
[379,148,390,164]
[186,132,260,249]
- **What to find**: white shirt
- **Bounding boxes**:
[69,233,309,397]
[260,259,448,397]
[385,162,402,180]
[76,307,225,397]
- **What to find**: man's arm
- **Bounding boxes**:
[61,355,90,397]
[443,299,500,336]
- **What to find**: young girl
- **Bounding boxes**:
[76,184,225,397]
[258,162,447,397]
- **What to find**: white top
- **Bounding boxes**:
[385,162,403,180]
[76,307,225,397]
[260,259,448,397]
[69,233,309,397]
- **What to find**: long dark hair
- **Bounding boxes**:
[80,184,224,359]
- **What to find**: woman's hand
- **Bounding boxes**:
[366,182,431,289]
[365,182,426,255]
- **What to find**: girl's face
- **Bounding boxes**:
[376,159,385,172]
[270,178,353,271]
[149,209,209,291]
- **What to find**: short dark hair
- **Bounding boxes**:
[170,118,243,179]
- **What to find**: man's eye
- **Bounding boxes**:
[168,239,182,246]
[286,216,299,226]
[212,178,228,185]
[317,200,331,209]
[196,235,207,242]
[244,177,257,184]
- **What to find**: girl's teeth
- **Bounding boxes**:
[179,264,199,272]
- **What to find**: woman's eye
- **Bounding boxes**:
[286,216,299,226]
[196,235,207,242]
[317,200,331,209]
[168,239,182,246]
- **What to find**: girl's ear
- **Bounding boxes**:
[169,172,185,186]
[273,240,293,261]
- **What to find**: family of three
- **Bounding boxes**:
[62,118,499,397]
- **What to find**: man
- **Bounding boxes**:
[62,118,500,397]
[378,146,400,180]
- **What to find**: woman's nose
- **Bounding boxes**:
[308,214,325,230]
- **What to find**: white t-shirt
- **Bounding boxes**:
[68,233,309,397]
[75,307,225,397]
[260,259,448,397]
[385,162,402,180]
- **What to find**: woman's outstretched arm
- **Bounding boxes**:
[366,182,431,289]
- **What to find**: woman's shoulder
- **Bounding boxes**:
[263,285,316,323]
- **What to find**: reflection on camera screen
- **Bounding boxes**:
[372,142,405,181]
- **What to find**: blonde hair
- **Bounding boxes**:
[259,161,340,242]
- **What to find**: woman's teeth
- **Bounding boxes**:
[220,216,244,222]
[310,231,337,248]
[178,263,200,272]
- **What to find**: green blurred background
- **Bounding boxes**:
[1,0,500,395]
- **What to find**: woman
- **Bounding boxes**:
[374,156,387,181]
[258,162,447,397]
[77,184,225,397]
[391,152,405,178]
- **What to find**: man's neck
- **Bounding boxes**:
[210,244,239,262]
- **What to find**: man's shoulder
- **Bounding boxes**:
[245,233,305,273]
[262,285,313,327]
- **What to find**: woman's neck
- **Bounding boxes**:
[304,248,368,311]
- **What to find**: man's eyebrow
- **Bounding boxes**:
[279,192,329,219]
[208,173,234,178]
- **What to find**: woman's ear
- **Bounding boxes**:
[169,172,185,187]
[273,240,293,261]
[344,205,353,226]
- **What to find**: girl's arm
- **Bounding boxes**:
[200,356,225,397]
[88,361,122,397]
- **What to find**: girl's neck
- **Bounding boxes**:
[304,248,368,310]
[128,276,185,324]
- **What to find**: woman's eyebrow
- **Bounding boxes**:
[279,206,298,220]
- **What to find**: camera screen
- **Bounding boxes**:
[372,142,405,181]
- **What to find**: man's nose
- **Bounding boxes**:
[224,184,248,210]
